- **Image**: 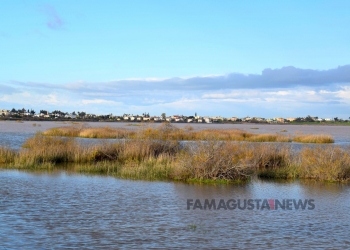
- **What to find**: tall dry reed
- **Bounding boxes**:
[1,131,347,182]
[0,147,16,164]
[293,134,334,143]
[43,123,295,142]
[297,146,350,181]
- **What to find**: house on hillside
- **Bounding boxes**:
[203,116,212,123]
[286,117,296,122]
[0,109,9,116]
[65,113,77,119]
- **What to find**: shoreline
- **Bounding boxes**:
[1,117,350,126]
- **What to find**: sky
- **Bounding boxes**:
[1,0,349,118]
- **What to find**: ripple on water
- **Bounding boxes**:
[0,170,350,249]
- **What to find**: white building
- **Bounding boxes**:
[0,109,9,115]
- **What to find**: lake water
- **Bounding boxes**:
[1,121,350,149]
[1,121,350,248]
[1,169,349,249]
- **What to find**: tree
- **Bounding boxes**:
[161,113,166,120]
[304,115,314,122]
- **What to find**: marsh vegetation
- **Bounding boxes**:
[0,123,348,182]
[42,123,334,143]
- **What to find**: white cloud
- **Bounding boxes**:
[3,65,350,118]
[81,99,122,105]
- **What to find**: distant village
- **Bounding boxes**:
[0,108,348,123]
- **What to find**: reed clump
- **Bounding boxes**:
[175,142,293,181]
[43,123,294,142]
[258,145,350,181]
[11,134,180,167]
[293,134,334,143]
[75,156,175,180]
[246,134,291,142]
[44,125,135,139]
[250,143,292,169]
[297,146,350,181]
[175,141,250,181]
[44,126,82,137]
[1,132,347,182]
[0,147,16,164]
[18,134,77,166]
[79,127,134,138]
[120,155,174,180]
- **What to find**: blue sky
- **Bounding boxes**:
[1,0,349,118]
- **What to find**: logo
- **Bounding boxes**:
[186,199,315,210]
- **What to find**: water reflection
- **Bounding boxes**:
[1,169,349,249]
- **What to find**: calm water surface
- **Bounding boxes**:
[1,121,350,149]
[1,169,350,249]
[1,121,350,248]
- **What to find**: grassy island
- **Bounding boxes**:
[42,123,334,143]
[1,123,348,183]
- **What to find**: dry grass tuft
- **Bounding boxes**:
[175,142,292,181]
[43,123,334,144]
[246,134,291,142]
[293,134,334,143]
[0,147,16,164]
[298,146,350,181]
[43,126,82,137]
[75,156,174,180]
[78,127,134,138]
[1,129,345,182]
[18,134,78,166]
[43,123,294,142]
[9,134,179,168]
[175,142,250,181]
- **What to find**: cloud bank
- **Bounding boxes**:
[1,65,350,118]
